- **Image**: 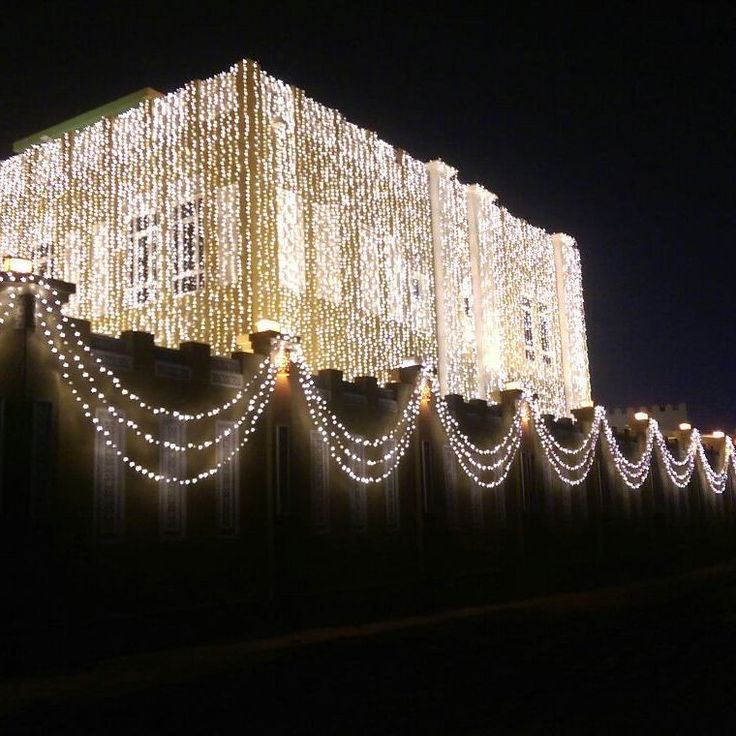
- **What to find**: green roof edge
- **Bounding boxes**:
[12,87,163,153]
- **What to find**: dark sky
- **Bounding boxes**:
[1,2,734,428]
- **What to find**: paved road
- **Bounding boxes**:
[3,565,736,734]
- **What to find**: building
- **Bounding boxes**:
[0,59,591,417]
[0,273,733,666]
[607,403,689,434]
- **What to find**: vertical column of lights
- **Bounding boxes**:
[28,141,66,286]
[286,84,310,347]
[69,124,100,323]
[558,235,592,407]
[303,86,327,356]
[159,85,186,347]
[253,69,290,334]
[0,157,18,257]
[200,66,245,355]
[113,101,148,338]
[65,130,84,317]
[474,189,507,399]
[405,156,438,371]
[298,93,335,371]
[438,171,479,398]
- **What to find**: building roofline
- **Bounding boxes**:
[12,87,163,153]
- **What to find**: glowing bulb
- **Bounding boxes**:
[678,422,692,431]
[634,411,649,421]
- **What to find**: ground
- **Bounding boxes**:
[3,564,736,734]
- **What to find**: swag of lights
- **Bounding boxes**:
[0,272,733,496]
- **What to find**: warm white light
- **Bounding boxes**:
[0,59,591,418]
[712,430,725,439]
[255,318,281,333]
[504,381,523,391]
[679,422,692,431]
[2,255,32,273]
[400,356,422,368]
[634,411,649,421]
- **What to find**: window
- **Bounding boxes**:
[385,439,400,530]
[538,304,552,365]
[275,425,290,517]
[350,447,367,531]
[216,421,239,536]
[470,483,483,528]
[94,407,125,541]
[421,441,433,514]
[126,211,160,306]
[172,199,204,295]
[310,430,330,532]
[159,419,186,539]
[443,445,459,530]
[522,297,535,361]
[31,232,52,277]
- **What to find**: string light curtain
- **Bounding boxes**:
[0,60,591,415]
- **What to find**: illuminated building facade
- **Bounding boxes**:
[0,60,591,415]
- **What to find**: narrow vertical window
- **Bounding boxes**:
[385,439,400,530]
[275,425,290,517]
[522,297,535,361]
[421,440,433,514]
[350,447,367,531]
[493,486,507,525]
[94,407,125,541]
[216,421,239,536]
[443,445,459,530]
[172,199,205,295]
[470,482,483,529]
[159,419,186,539]
[310,429,330,532]
[538,303,552,365]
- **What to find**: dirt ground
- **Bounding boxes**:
[3,564,736,734]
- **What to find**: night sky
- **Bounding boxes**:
[1,2,733,428]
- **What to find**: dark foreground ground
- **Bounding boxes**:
[3,564,736,734]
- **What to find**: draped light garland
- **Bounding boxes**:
[0,272,733,497]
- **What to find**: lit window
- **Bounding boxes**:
[538,303,552,365]
[126,210,160,306]
[522,297,535,361]
[172,199,204,295]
